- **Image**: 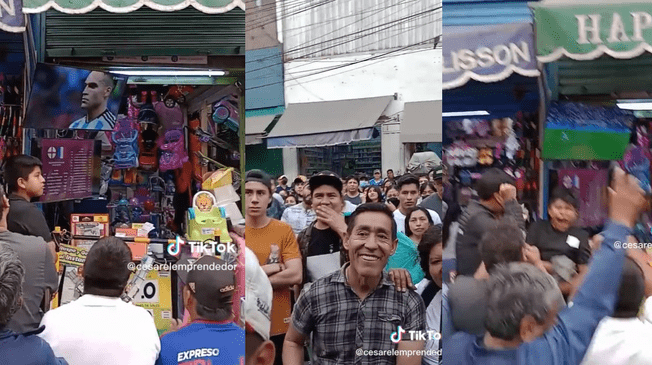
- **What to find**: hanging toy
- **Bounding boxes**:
[159,129,189,171]
[139,124,159,170]
[212,94,240,133]
[111,118,140,170]
[477,147,494,166]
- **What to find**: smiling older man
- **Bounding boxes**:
[283,203,426,365]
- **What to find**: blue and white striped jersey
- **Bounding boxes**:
[68,110,117,130]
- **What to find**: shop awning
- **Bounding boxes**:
[401,101,442,143]
[266,96,393,149]
[533,1,652,62]
[1,0,244,32]
[245,114,277,146]
[23,0,243,13]
[443,22,539,90]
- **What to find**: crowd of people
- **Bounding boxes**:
[245,166,444,365]
[442,165,652,364]
[0,154,245,365]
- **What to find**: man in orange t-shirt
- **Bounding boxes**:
[245,170,303,365]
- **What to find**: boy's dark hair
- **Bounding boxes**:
[405,206,434,237]
[348,203,397,241]
[83,237,133,297]
[479,220,525,273]
[396,174,420,192]
[4,155,43,193]
[387,169,394,173]
[475,168,515,201]
[614,256,645,318]
[549,187,579,210]
[345,175,359,184]
[418,224,442,281]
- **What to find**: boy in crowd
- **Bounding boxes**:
[245,170,302,365]
[4,155,53,244]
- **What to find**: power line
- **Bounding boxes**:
[246,0,336,31]
[246,4,438,67]
[246,37,438,91]
[245,14,440,75]
[284,7,440,61]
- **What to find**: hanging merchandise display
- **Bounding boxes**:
[159,128,189,171]
[112,118,141,170]
[444,111,540,219]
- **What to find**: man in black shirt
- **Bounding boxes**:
[297,171,348,284]
[526,187,591,297]
[455,168,525,276]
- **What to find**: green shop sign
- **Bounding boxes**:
[532,2,652,62]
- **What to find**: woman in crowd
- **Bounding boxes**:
[406,207,435,246]
[365,185,383,203]
[416,225,443,365]
[284,194,297,207]
[421,182,436,199]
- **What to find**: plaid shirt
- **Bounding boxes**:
[292,263,426,365]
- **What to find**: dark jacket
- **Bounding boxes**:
[297,221,346,284]
[0,327,68,364]
[455,199,525,276]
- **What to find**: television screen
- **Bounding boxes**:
[25,64,126,131]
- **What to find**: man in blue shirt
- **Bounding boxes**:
[444,166,647,364]
[157,255,244,365]
[0,243,67,365]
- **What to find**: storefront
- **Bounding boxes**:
[532,0,652,233]
[1,0,245,335]
[443,19,542,220]
[265,96,395,176]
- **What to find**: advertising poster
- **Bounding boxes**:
[41,139,96,202]
[133,269,173,336]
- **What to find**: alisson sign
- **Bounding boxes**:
[533,3,652,62]
[0,0,25,33]
[442,22,539,90]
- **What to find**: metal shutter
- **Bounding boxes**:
[44,7,244,58]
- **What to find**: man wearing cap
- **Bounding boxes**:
[420,166,446,217]
[297,171,349,285]
[370,169,385,186]
[245,170,302,365]
[276,175,291,194]
[284,203,426,365]
[156,256,244,365]
[244,247,275,365]
[282,182,316,236]
[39,237,160,365]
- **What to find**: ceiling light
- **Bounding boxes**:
[617,101,652,110]
[110,69,226,76]
[442,110,490,117]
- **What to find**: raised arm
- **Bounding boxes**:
[541,167,645,363]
